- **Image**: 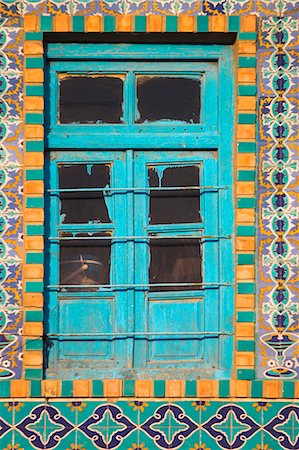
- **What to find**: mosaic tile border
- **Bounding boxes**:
[21,14,258,384]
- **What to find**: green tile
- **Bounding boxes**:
[237,170,255,181]
[25,310,43,322]
[25,140,44,152]
[237,198,256,208]
[26,169,44,181]
[196,16,208,32]
[25,32,43,40]
[238,56,256,68]
[166,16,178,32]
[185,380,196,397]
[30,380,42,397]
[238,142,256,153]
[134,16,146,32]
[237,225,255,236]
[239,32,257,40]
[237,369,255,380]
[228,16,240,32]
[0,380,10,397]
[26,113,43,125]
[92,380,103,397]
[237,282,255,294]
[237,340,255,352]
[154,380,165,397]
[72,16,84,32]
[26,57,44,69]
[40,16,52,32]
[238,85,257,96]
[251,380,262,397]
[25,337,43,350]
[219,380,230,397]
[26,197,44,208]
[25,85,44,97]
[123,380,135,397]
[26,224,44,236]
[282,381,295,398]
[25,281,43,293]
[61,380,73,397]
[237,311,255,322]
[237,253,255,265]
[26,252,44,264]
[238,113,256,124]
[104,16,115,32]
[25,368,43,380]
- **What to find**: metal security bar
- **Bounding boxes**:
[47,331,233,338]
[47,185,228,193]
[49,235,231,241]
[48,282,230,289]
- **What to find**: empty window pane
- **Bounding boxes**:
[60,233,111,290]
[136,76,200,123]
[149,165,201,224]
[59,164,111,224]
[59,75,124,123]
[149,238,202,291]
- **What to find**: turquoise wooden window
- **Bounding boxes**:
[45,44,234,379]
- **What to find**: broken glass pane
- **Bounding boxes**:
[59,164,111,224]
[149,238,202,291]
[149,165,201,224]
[60,232,111,290]
[59,75,124,123]
[136,76,200,123]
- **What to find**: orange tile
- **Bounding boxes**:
[235,352,254,366]
[11,380,29,397]
[23,350,43,366]
[24,41,43,55]
[236,294,255,309]
[236,236,255,251]
[85,16,101,32]
[24,152,44,167]
[263,380,282,398]
[197,380,217,398]
[73,380,90,397]
[178,16,196,32]
[24,69,44,83]
[237,153,256,168]
[165,380,184,397]
[236,322,255,338]
[116,15,133,32]
[135,380,153,397]
[294,381,299,399]
[24,236,44,251]
[241,15,257,32]
[236,208,255,223]
[54,15,71,32]
[24,96,44,111]
[24,322,43,336]
[147,15,165,32]
[24,293,44,307]
[25,180,44,195]
[231,380,250,397]
[24,264,44,279]
[238,41,256,55]
[237,124,256,140]
[209,15,227,32]
[104,379,122,397]
[42,380,60,397]
[24,208,44,222]
[238,96,256,111]
[25,125,44,139]
[236,265,255,280]
[237,68,256,83]
[24,15,39,32]
[236,181,255,195]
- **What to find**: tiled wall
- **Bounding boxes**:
[0,1,298,449]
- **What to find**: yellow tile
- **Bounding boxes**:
[24,293,44,307]
[116,15,133,32]
[236,322,255,338]
[236,265,255,280]
[241,15,257,32]
[238,96,256,111]
[25,125,44,139]
[24,15,39,32]
[147,15,165,32]
[54,15,71,32]
[237,124,256,140]
[24,208,44,222]
[236,208,255,223]
[238,41,256,55]
[24,322,43,336]
[11,380,29,397]
[135,380,153,397]
[236,352,254,366]
[25,180,44,195]
[237,68,256,83]
[237,153,256,168]
[165,380,184,397]
[24,264,44,279]
[24,96,44,111]
[104,379,122,397]
[236,236,255,251]
[178,16,196,32]
[24,236,44,251]
[23,350,43,366]
[73,380,90,397]
[24,152,44,167]
[42,380,60,397]
[236,181,255,195]
[263,380,282,398]
[24,41,43,55]
[230,380,250,397]
[197,380,218,398]
[24,69,44,83]
[209,15,227,32]
[236,294,255,309]
[85,16,101,32]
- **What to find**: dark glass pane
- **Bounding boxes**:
[59,164,111,224]
[59,75,124,123]
[149,165,200,224]
[149,238,202,291]
[136,76,200,123]
[60,232,111,290]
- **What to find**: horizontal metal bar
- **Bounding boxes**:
[48,282,230,289]
[49,235,230,241]
[47,331,233,338]
[47,186,227,193]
